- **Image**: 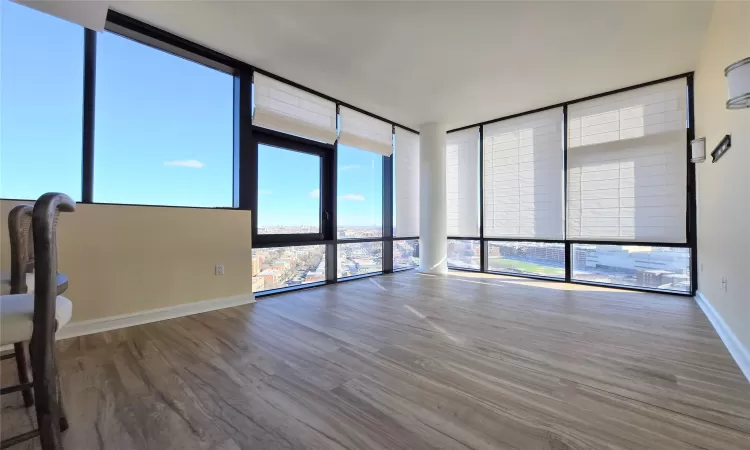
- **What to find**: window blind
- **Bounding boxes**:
[252,73,338,144]
[483,108,564,240]
[394,128,419,237]
[567,78,687,243]
[446,127,480,237]
[338,107,394,156]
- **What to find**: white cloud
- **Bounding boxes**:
[340,164,362,171]
[259,189,272,196]
[338,194,365,201]
[309,188,320,198]
[163,159,205,169]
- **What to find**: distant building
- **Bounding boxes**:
[251,276,265,292]
[637,269,673,288]
[251,255,261,276]
[491,242,565,265]
[257,269,282,289]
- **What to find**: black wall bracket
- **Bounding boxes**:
[711,134,732,163]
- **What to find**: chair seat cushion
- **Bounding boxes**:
[0,273,36,295]
[0,294,72,346]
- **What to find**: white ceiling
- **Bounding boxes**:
[109,1,713,130]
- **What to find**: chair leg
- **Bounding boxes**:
[56,365,69,432]
[13,342,34,407]
[30,344,63,449]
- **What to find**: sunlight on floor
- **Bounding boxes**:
[404,304,461,343]
[416,270,643,294]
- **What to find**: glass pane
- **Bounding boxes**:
[257,144,321,234]
[94,32,233,207]
[338,242,383,278]
[488,242,565,279]
[337,145,382,238]
[252,245,326,292]
[572,244,691,292]
[394,239,419,270]
[0,1,83,200]
[447,239,480,270]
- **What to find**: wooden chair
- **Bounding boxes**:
[0,193,75,449]
[2,204,36,409]
[0,205,35,296]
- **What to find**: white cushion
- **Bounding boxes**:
[0,273,36,295]
[0,294,72,346]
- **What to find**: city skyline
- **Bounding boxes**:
[252,238,419,293]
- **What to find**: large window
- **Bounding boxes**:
[567,79,687,243]
[488,241,565,279]
[0,0,84,200]
[483,109,564,240]
[572,245,690,292]
[337,145,383,238]
[257,144,321,234]
[94,31,233,207]
[445,77,693,294]
[252,245,326,292]
[0,4,413,297]
[338,242,383,278]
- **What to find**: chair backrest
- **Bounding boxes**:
[29,193,75,362]
[8,204,34,294]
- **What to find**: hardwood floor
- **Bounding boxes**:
[2,270,749,449]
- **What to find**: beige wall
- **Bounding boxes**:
[694,2,750,350]
[0,201,254,322]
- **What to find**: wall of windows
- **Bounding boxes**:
[446,75,696,295]
[2,3,695,297]
[0,3,419,297]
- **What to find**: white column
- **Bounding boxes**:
[419,123,448,275]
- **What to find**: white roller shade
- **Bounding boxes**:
[394,128,419,237]
[446,127,480,237]
[339,107,393,156]
[483,108,564,239]
[567,78,687,243]
[252,73,337,143]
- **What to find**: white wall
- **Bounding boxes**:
[694,2,750,352]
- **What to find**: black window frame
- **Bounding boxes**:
[0,7,419,296]
[446,73,698,297]
[87,27,238,209]
[250,128,334,246]
[2,6,698,298]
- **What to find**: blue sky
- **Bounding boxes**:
[257,143,383,228]
[1,0,384,227]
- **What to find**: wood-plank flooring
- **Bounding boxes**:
[2,270,749,449]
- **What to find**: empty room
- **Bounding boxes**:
[0,1,748,449]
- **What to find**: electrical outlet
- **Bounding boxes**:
[700,263,704,272]
[215,264,225,276]
[721,276,727,292]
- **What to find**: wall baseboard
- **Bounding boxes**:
[55,293,256,340]
[695,291,750,383]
